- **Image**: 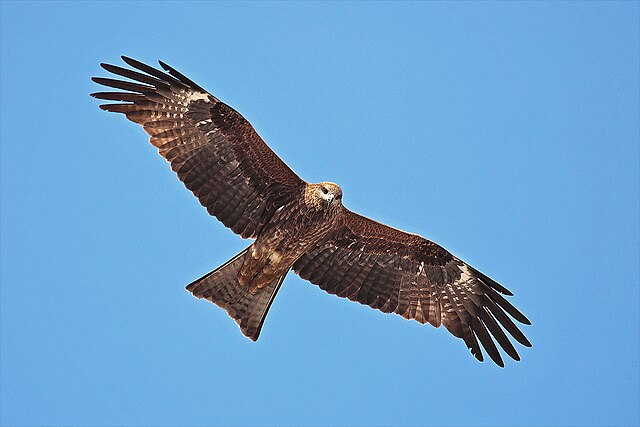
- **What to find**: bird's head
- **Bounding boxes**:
[307,182,343,211]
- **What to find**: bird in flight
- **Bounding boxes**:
[91,57,531,367]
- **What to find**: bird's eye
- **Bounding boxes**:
[321,187,328,194]
[336,194,342,200]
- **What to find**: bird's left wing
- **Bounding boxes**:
[293,210,531,366]
[91,57,305,239]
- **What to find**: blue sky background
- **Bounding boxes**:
[1,2,638,426]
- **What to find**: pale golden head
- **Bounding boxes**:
[305,182,343,210]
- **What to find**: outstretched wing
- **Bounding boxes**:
[293,210,531,367]
[91,57,305,238]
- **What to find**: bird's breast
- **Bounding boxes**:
[240,200,343,290]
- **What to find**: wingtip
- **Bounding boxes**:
[158,60,170,71]
[121,55,143,63]
[120,55,136,66]
[471,348,484,363]
[493,355,505,368]
[120,55,149,70]
[98,103,134,112]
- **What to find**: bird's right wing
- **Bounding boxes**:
[91,56,306,238]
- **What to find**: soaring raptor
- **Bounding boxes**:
[91,57,531,366]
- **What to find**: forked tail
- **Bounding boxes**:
[185,246,286,341]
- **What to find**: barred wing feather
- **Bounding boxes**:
[293,210,531,367]
[91,56,305,239]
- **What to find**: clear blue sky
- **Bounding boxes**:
[1,2,638,426]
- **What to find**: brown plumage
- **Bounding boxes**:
[91,57,531,367]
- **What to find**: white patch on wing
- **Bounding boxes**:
[458,264,472,284]
[454,264,476,297]
[186,91,210,103]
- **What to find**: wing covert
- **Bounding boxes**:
[293,210,531,367]
[91,56,305,238]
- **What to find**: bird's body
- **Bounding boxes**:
[91,57,532,366]
[239,182,344,293]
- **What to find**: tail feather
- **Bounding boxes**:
[186,246,286,341]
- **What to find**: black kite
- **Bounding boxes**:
[91,57,531,366]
